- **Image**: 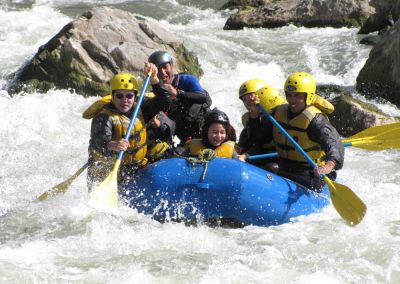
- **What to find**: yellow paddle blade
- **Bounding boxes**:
[325,177,367,226]
[37,164,87,201]
[345,122,400,141]
[343,127,400,150]
[88,160,120,208]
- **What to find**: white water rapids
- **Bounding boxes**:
[1,1,400,283]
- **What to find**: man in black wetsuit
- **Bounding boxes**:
[145,50,212,146]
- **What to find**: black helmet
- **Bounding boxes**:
[204,108,230,126]
[202,108,232,147]
[148,51,173,66]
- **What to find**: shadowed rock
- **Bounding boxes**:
[356,19,400,107]
[358,0,400,35]
[223,0,374,30]
[8,7,203,96]
[330,95,398,136]
[220,0,265,10]
[317,85,398,136]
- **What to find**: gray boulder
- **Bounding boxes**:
[220,0,266,10]
[330,95,398,137]
[356,19,400,107]
[317,85,398,136]
[223,0,374,30]
[8,7,203,97]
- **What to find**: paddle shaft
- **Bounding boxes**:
[116,75,151,162]
[248,142,352,160]
[257,105,318,169]
[37,162,88,201]
[248,125,400,160]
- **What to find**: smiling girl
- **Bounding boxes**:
[182,108,239,158]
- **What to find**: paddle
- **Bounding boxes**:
[37,163,88,201]
[257,105,367,226]
[342,124,400,150]
[88,74,151,208]
[248,122,400,160]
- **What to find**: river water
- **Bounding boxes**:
[1,1,400,283]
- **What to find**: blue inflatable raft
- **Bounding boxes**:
[121,158,330,227]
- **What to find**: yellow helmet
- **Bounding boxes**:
[284,72,316,105]
[256,85,286,112]
[238,79,268,99]
[110,73,139,93]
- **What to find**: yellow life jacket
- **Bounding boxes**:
[89,106,148,168]
[272,104,326,166]
[147,141,169,162]
[312,95,334,114]
[185,139,236,158]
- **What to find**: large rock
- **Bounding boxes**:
[220,0,266,10]
[8,7,203,96]
[223,0,374,30]
[316,85,398,136]
[329,95,398,136]
[356,19,400,107]
[358,0,400,35]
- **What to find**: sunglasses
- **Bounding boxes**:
[114,92,136,100]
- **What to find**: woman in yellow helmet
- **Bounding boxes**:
[87,72,174,190]
[237,79,285,172]
[247,72,344,191]
[182,108,239,158]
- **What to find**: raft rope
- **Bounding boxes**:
[185,148,216,181]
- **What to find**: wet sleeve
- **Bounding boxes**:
[155,111,176,140]
[308,114,344,170]
[238,127,251,152]
[141,96,170,122]
[178,90,212,105]
[89,113,113,155]
[246,115,273,146]
[151,82,173,98]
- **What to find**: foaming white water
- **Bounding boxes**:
[34,0,142,7]
[164,18,372,130]
[1,1,400,283]
[0,5,70,88]
[0,91,93,209]
[0,88,399,284]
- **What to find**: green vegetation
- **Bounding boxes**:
[176,45,203,78]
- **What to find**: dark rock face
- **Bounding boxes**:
[8,7,203,96]
[356,20,400,107]
[220,0,266,10]
[358,0,400,35]
[223,0,373,30]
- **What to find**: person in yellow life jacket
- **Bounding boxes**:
[237,79,285,172]
[182,108,239,158]
[249,72,344,191]
[87,72,173,190]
